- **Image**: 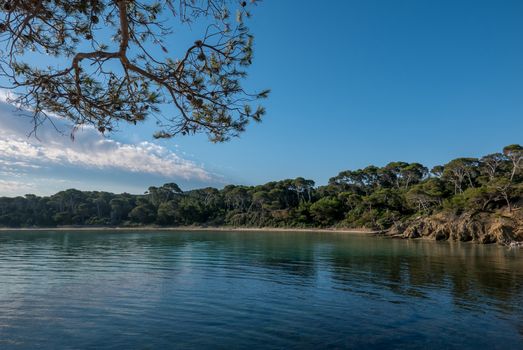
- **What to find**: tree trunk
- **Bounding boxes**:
[504,193,512,212]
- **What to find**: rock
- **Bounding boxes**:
[387,209,523,245]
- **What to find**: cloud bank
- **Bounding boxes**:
[0,99,219,195]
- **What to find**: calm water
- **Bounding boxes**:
[0,231,522,349]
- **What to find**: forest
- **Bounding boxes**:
[0,145,521,230]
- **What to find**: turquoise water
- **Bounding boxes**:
[0,230,522,349]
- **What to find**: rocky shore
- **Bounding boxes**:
[386,209,523,245]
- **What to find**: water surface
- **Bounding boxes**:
[0,230,522,349]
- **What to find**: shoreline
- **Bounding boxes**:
[0,225,519,246]
[0,226,382,234]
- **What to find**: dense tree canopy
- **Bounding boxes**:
[0,145,521,229]
[0,0,268,141]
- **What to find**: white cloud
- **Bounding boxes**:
[0,136,211,180]
[0,179,36,197]
[0,98,220,195]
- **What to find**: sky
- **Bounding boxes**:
[1,0,523,196]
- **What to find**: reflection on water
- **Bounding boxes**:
[0,230,521,349]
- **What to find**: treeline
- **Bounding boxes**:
[0,145,522,229]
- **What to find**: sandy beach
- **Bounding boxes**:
[0,226,382,234]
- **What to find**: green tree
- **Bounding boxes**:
[129,204,156,224]
[176,197,205,224]
[400,163,428,188]
[309,197,343,226]
[157,201,177,225]
[0,147,521,230]
[290,177,315,203]
[109,197,131,224]
[488,177,514,212]
[503,144,523,181]
[406,179,445,212]
[480,153,507,181]
[442,158,479,194]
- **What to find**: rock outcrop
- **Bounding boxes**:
[386,209,523,245]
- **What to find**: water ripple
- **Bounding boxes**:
[0,230,522,349]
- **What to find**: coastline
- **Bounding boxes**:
[0,226,382,234]
[0,223,519,246]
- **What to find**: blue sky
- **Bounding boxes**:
[1,0,522,195]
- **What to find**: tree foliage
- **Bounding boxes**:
[0,0,268,141]
[0,145,521,229]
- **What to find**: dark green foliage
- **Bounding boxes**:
[310,197,344,226]
[0,145,521,229]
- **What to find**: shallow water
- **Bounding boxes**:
[0,230,521,349]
